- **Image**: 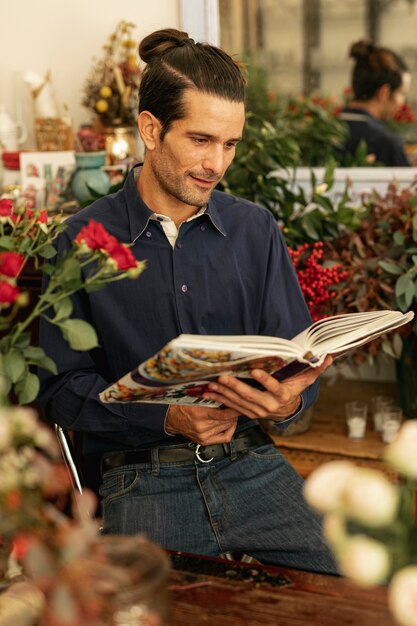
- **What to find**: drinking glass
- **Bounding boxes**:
[345,401,368,440]
[380,406,403,444]
[371,395,394,432]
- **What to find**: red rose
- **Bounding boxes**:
[36,210,48,223]
[0,280,20,304]
[5,490,21,509]
[110,242,137,270]
[0,198,14,217]
[12,534,33,560]
[75,220,117,252]
[75,219,137,270]
[0,251,25,278]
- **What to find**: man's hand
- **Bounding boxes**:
[202,356,333,422]
[165,405,239,445]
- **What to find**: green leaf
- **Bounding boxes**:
[392,332,403,358]
[381,339,397,359]
[2,349,26,383]
[58,257,82,289]
[53,298,73,323]
[13,333,32,349]
[1,375,11,396]
[396,275,415,311]
[378,260,404,275]
[22,346,57,373]
[40,263,56,276]
[0,236,15,251]
[36,355,58,374]
[23,346,45,359]
[396,274,412,296]
[59,319,99,350]
[40,244,58,259]
[393,231,405,246]
[15,372,40,405]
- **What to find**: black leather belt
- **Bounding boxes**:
[101,426,271,473]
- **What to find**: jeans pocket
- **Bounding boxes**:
[247,443,282,460]
[99,468,141,502]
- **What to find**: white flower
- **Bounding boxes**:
[314,183,328,195]
[0,417,11,452]
[384,421,417,479]
[322,513,347,553]
[342,468,399,527]
[338,535,391,586]
[303,461,356,513]
[10,406,38,440]
[34,426,57,455]
[389,566,417,626]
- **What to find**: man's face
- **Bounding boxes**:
[147,90,245,211]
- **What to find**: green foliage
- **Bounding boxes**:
[218,62,368,229]
[219,112,300,218]
[0,201,145,405]
[281,95,347,166]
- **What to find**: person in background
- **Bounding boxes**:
[39,28,337,574]
[338,39,411,166]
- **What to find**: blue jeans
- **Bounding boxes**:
[100,442,338,574]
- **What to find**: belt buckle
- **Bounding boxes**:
[195,444,214,464]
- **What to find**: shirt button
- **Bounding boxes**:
[177,242,183,249]
[200,225,206,231]
[146,231,152,238]
[181,284,188,293]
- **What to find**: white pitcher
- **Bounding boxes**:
[0,104,27,152]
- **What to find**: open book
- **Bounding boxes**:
[100,310,414,407]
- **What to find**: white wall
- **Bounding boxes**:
[0,0,180,149]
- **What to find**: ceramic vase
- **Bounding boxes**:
[71,151,110,203]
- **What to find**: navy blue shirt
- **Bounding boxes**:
[338,107,410,166]
[38,166,318,456]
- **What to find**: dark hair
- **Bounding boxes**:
[138,28,246,139]
[349,39,408,101]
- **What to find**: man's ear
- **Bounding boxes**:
[137,111,161,150]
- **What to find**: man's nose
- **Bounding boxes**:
[202,145,225,174]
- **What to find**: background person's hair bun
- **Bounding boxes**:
[349,39,374,61]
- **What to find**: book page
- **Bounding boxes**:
[291,310,414,355]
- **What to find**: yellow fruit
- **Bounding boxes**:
[100,86,112,98]
[95,99,109,113]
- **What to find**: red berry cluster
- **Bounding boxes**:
[392,102,416,124]
[289,242,347,321]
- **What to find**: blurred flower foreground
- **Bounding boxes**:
[0,195,176,626]
[304,421,417,626]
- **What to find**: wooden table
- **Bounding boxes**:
[270,379,397,478]
[168,552,397,626]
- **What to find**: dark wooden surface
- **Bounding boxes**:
[168,552,397,626]
[271,379,398,478]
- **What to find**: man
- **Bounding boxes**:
[39,28,336,573]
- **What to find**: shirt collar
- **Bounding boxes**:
[123,164,227,242]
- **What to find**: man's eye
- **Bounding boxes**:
[193,137,208,145]
[225,142,238,150]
